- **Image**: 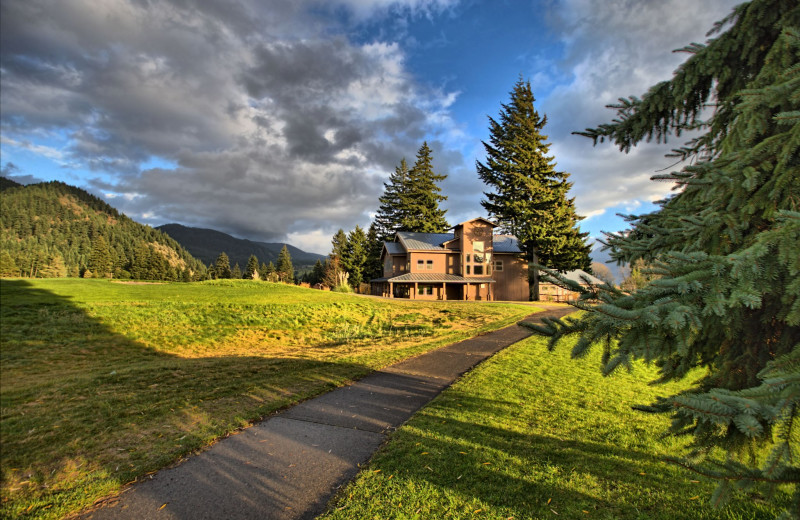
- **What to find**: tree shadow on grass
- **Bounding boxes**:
[340,395,783,520]
[0,280,372,519]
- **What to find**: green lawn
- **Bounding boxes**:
[322,334,789,520]
[0,278,533,519]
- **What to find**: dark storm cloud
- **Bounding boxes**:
[0,0,457,247]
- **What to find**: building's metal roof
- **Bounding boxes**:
[492,235,523,254]
[396,232,455,251]
[383,242,405,255]
[560,269,605,286]
[372,273,495,284]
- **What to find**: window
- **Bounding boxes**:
[417,259,424,270]
[494,260,503,272]
[420,285,433,295]
[473,241,485,263]
[426,260,433,270]
[466,265,471,275]
[474,265,484,275]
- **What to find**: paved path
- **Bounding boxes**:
[82,306,574,520]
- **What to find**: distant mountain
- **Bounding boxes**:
[0,177,22,191]
[0,178,206,279]
[157,223,326,269]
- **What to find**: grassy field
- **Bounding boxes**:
[0,278,534,519]
[322,334,790,520]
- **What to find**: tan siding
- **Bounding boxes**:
[446,253,460,275]
[492,254,529,301]
[410,252,447,273]
[391,255,407,275]
[460,220,494,278]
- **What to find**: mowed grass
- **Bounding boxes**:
[322,334,790,520]
[0,278,534,520]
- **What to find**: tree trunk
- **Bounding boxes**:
[530,248,540,301]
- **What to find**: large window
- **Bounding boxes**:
[473,241,485,263]
[427,260,433,270]
[474,265,484,275]
[417,259,424,270]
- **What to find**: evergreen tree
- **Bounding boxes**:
[330,229,348,262]
[0,250,19,277]
[214,252,232,279]
[343,225,368,288]
[365,222,384,281]
[40,254,67,278]
[532,1,799,510]
[374,158,410,240]
[259,262,269,281]
[245,254,260,280]
[265,261,276,282]
[402,142,449,232]
[231,263,242,280]
[477,78,590,299]
[276,245,294,283]
[87,235,113,278]
[309,259,325,286]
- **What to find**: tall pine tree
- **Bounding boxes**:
[374,158,410,241]
[276,245,294,283]
[478,78,590,300]
[532,1,799,511]
[87,235,113,278]
[244,254,259,280]
[214,252,232,279]
[342,225,368,289]
[402,142,449,233]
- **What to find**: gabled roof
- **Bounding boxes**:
[449,217,498,229]
[383,242,405,255]
[492,235,523,254]
[396,232,455,251]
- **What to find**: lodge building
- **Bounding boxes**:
[370,218,530,301]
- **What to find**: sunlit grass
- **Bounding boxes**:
[0,278,534,520]
[322,334,789,520]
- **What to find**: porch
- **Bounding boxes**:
[370,273,495,301]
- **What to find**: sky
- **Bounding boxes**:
[0,0,740,255]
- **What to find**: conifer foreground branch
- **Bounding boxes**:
[532,2,800,514]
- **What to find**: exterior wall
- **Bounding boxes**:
[446,253,460,275]
[492,253,529,301]
[388,255,407,276]
[464,282,491,301]
[459,220,494,278]
[409,252,447,274]
[412,283,443,300]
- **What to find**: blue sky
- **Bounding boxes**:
[1,0,738,254]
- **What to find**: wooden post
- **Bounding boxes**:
[389,282,394,298]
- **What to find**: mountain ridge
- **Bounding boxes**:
[157,223,326,269]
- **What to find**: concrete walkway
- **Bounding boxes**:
[82,306,574,520]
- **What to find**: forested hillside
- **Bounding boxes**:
[0,179,206,280]
[158,223,325,269]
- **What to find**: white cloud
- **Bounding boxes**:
[538,0,740,228]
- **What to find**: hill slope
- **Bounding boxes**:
[0,179,206,280]
[157,223,326,269]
